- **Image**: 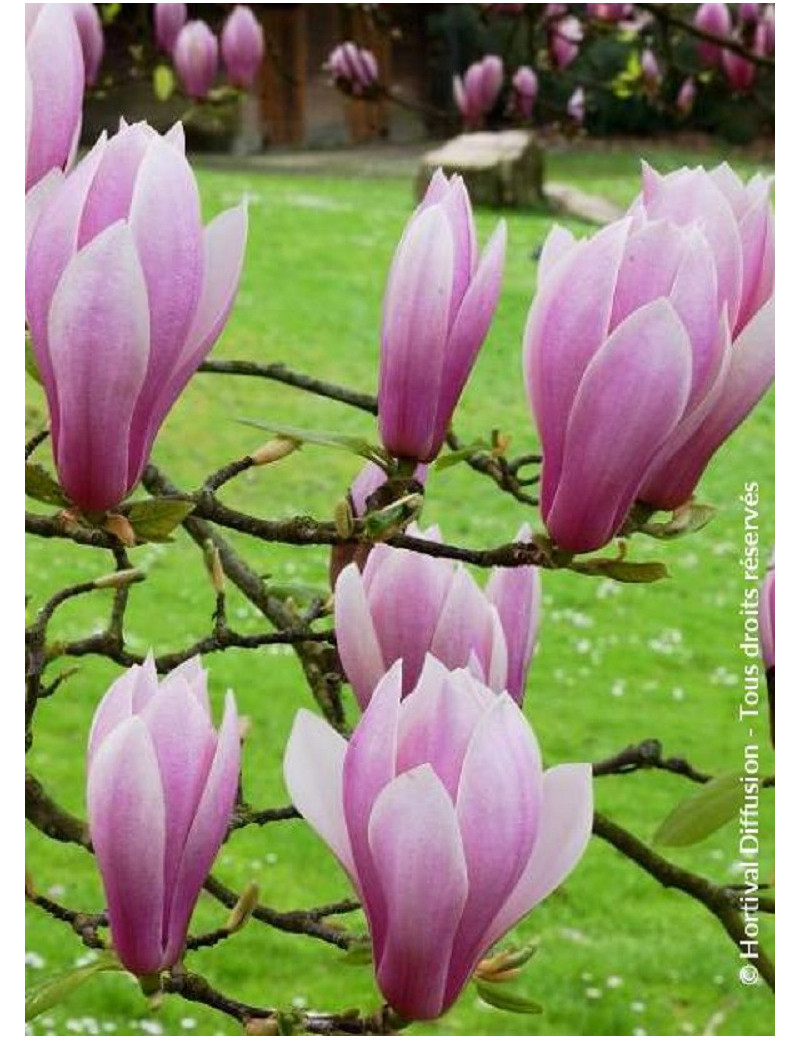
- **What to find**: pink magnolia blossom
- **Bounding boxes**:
[154,3,187,55]
[334,522,540,707]
[511,65,538,120]
[641,48,662,92]
[221,5,265,89]
[25,4,84,192]
[327,41,379,96]
[523,163,773,552]
[173,20,218,99]
[87,657,240,975]
[25,120,247,514]
[550,16,583,69]
[284,657,592,1021]
[694,3,733,66]
[453,55,504,128]
[587,3,633,21]
[378,169,505,463]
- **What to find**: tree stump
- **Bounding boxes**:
[416,130,546,208]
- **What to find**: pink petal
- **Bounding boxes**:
[641,297,774,508]
[485,523,541,704]
[159,655,210,715]
[163,691,240,966]
[125,134,204,467]
[140,679,217,919]
[524,218,630,517]
[378,205,455,461]
[368,766,469,1021]
[537,225,577,284]
[396,656,484,799]
[87,658,159,761]
[48,221,151,512]
[430,220,506,452]
[25,168,63,252]
[483,763,593,950]
[362,548,452,696]
[26,133,108,445]
[135,202,248,482]
[283,709,354,877]
[87,717,166,975]
[25,4,84,191]
[334,563,386,710]
[77,122,153,247]
[545,299,693,552]
[429,566,498,679]
[446,695,542,1003]
[343,661,403,965]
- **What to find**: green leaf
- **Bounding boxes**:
[240,420,389,468]
[100,3,121,25]
[654,770,743,847]
[362,493,424,541]
[434,441,490,471]
[153,64,175,102]
[25,333,43,386]
[475,979,543,1016]
[125,498,195,542]
[26,954,121,1021]
[25,463,70,507]
[639,502,716,540]
[569,558,668,584]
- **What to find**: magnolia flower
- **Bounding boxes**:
[378,169,505,463]
[87,657,240,975]
[453,56,504,128]
[675,77,696,116]
[154,3,188,55]
[284,657,593,1020]
[327,41,379,96]
[221,5,265,89]
[25,120,247,514]
[523,162,773,551]
[694,3,733,66]
[173,20,218,99]
[334,522,540,707]
[550,16,583,69]
[510,65,538,120]
[567,85,586,124]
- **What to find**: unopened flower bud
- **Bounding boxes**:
[224,880,259,933]
[249,437,299,466]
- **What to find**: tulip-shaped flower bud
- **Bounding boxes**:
[174,20,219,100]
[221,5,265,89]
[25,4,84,192]
[453,55,504,128]
[70,3,104,86]
[510,65,538,120]
[641,48,662,92]
[285,657,593,1021]
[675,76,697,116]
[25,120,247,515]
[327,41,379,96]
[329,460,427,586]
[694,3,733,66]
[87,656,240,976]
[632,163,774,509]
[334,522,540,707]
[154,2,188,55]
[549,15,583,69]
[566,85,586,124]
[378,170,505,464]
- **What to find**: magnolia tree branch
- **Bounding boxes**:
[636,4,775,70]
[593,812,774,991]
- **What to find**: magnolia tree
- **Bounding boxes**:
[326,3,774,132]
[25,3,775,1035]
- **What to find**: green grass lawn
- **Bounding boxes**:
[25,139,775,1037]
